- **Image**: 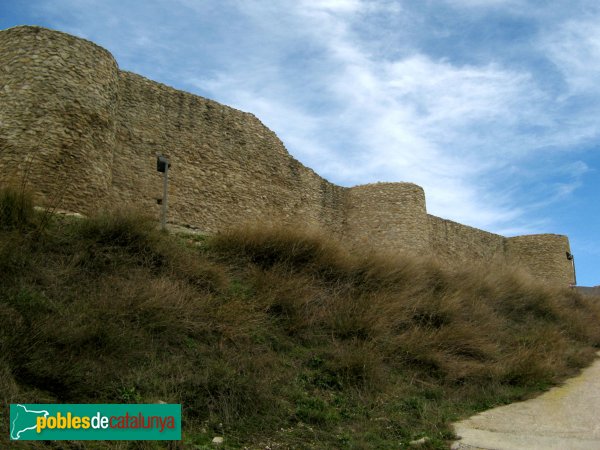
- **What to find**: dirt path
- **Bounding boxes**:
[451,353,600,450]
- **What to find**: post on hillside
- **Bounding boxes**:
[566,252,577,286]
[156,155,171,231]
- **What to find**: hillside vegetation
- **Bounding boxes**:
[1,186,600,449]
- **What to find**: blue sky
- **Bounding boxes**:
[1,0,598,285]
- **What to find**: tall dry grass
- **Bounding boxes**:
[210,224,600,388]
[0,185,35,231]
[1,201,599,449]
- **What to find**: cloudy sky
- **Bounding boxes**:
[2,0,598,285]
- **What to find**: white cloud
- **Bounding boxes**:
[444,0,523,7]
[542,16,600,95]
[298,0,365,14]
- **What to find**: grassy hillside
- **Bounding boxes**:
[1,187,599,449]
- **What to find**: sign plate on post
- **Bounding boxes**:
[156,155,171,230]
[157,156,170,173]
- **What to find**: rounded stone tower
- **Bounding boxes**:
[344,182,430,255]
[505,234,574,286]
[0,26,119,212]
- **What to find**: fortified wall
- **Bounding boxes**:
[0,26,574,286]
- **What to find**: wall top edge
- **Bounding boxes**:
[119,71,257,119]
[506,233,569,240]
[427,214,505,239]
[349,181,425,190]
[0,25,118,64]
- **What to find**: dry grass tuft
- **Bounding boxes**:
[0,185,35,230]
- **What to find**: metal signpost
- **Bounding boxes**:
[157,155,170,231]
[566,252,577,286]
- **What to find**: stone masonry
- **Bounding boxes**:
[0,26,574,286]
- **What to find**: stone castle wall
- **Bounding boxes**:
[112,70,349,234]
[0,26,119,213]
[0,26,575,285]
[505,235,573,287]
[345,183,429,254]
[427,215,506,265]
